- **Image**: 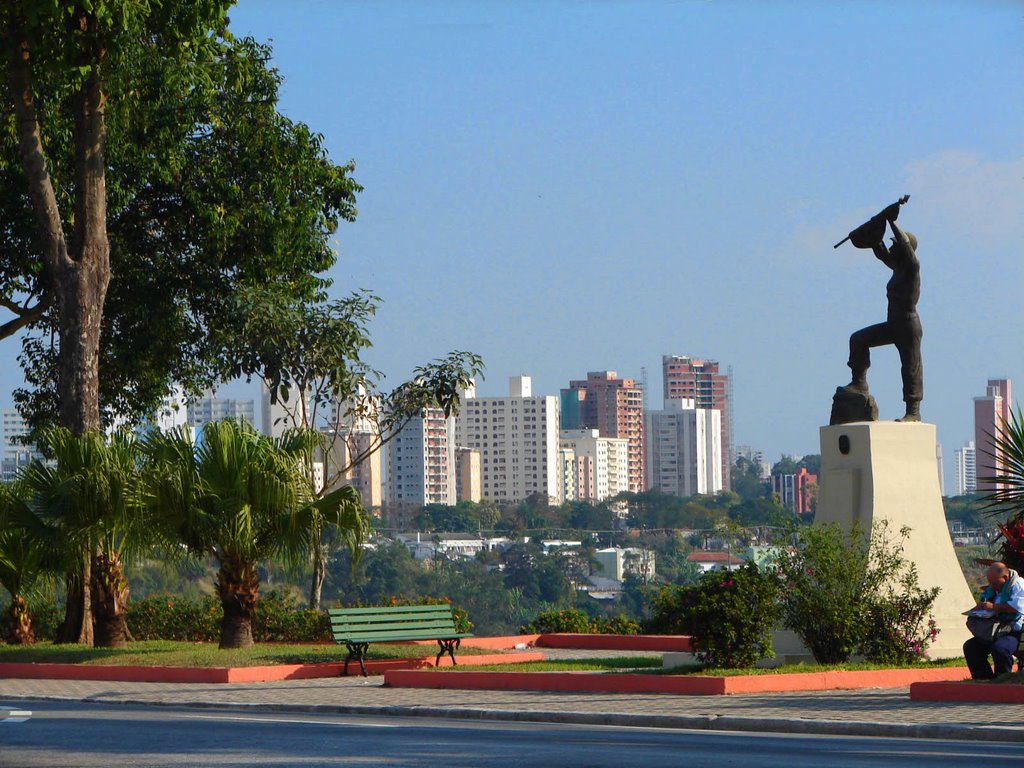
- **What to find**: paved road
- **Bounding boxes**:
[2,700,1023,768]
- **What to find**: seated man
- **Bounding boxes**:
[963,562,1024,679]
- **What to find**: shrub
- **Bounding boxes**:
[773,521,939,664]
[521,608,592,634]
[126,594,220,641]
[860,574,940,665]
[592,614,641,635]
[252,590,331,642]
[673,563,782,668]
[644,584,689,635]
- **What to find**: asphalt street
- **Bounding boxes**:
[1,700,1022,768]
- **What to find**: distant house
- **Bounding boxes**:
[686,551,745,572]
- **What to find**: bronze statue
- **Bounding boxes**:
[830,196,922,425]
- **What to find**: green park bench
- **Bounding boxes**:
[328,604,473,676]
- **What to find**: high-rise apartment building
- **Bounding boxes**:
[386,408,456,506]
[662,355,733,487]
[954,440,977,496]
[455,376,562,503]
[1,409,44,481]
[188,392,256,430]
[771,467,817,516]
[561,371,645,492]
[645,398,723,497]
[974,378,1012,492]
[261,382,311,438]
[559,428,630,502]
[455,447,482,503]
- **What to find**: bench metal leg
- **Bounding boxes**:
[436,638,461,667]
[344,642,369,677]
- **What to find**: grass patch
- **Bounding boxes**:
[656,658,967,676]
[0,640,495,667]
[437,657,663,673]
[435,657,967,676]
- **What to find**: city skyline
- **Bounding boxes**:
[0,1,1020,487]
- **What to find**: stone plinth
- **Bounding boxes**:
[816,421,974,659]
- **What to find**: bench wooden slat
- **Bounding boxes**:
[330,611,452,625]
[332,619,456,634]
[328,605,451,616]
[333,629,470,643]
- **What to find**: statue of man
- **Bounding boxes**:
[846,213,922,421]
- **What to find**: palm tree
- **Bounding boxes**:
[15,429,146,648]
[0,482,50,644]
[143,419,368,649]
[981,406,1024,571]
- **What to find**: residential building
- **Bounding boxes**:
[455,446,482,503]
[686,551,746,573]
[561,371,645,492]
[559,428,630,502]
[974,378,1012,492]
[261,382,310,438]
[954,441,977,496]
[386,407,456,506]
[324,428,383,508]
[188,392,256,430]
[661,355,733,487]
[592,547,655,582]
[645,398,723,497]
[455,376,562,503]
[1,409,43,481]
[771,467,817,516]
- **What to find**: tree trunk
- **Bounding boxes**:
[217,554,259,649]
[8,17,110,647]
[308,538,325,610]
[91,550,130,648]
[3,595,35,645]
[55,559,94,646]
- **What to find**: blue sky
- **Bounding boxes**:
[3,1,1022,489]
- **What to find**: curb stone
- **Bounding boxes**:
[0,693,1021,743]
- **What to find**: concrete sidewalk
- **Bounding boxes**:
[1,674,1019,742]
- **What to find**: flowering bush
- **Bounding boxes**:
[128,592,331,642]
[592,614,641,635]
[996,520,1024,573]
[773,522,939,664]
[650,564,781,668]
[521,608,592,634]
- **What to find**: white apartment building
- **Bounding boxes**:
[455,376,562,503]
[261,382,311,438]
[559,428,630,502]
[386,407,456,506]
[1,409,44,481]
[954,440,977,496]
[645,398,723,497]
[188,392,256,430]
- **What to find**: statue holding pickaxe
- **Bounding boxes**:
[834,195,922,422]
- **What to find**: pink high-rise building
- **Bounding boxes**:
[662,355,733,488]
[974,378,1012,492]
[562,371,646,493]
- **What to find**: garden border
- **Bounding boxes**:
[910,681,1024,703]
[383,666,971,696]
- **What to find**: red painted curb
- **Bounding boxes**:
[535,634,693,652]
[384,666,971,697]
[910,681,1024,703]
[0,652,546,685]
[401,635,542,650]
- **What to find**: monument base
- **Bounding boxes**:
[816,421,974,659]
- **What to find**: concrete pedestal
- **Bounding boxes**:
[816,421,973,659]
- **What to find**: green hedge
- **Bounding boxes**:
[521,608,641,635]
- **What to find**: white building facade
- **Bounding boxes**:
[386,407,457,506]
[455,376,562,503]
[954,440,977,496]
[188,392,256,430]
[559,428,630,502]
[645,398,723,497]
